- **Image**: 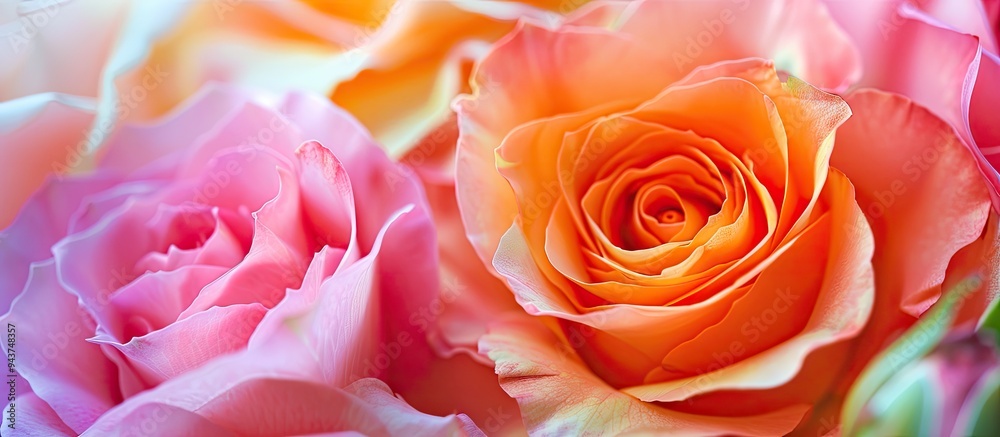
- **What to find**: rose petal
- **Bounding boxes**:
[480,315,810,436]
[0,1,128,101]
[7,387,75,436]
[633,170,875,399]
[456,21,676,267]
[81,344,460,436]
[823,1,1000,201]
[92,303,267,387]
[0,174,121,311]
[831,90,991,317]
[0,93,96,228]
[610,0,861,91]
[181,166,309,315]
[85,317,479,436]
[1,261,120,433]
[830,90,994,407]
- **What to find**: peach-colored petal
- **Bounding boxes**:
[456,21,676,267]
[831,90,991,318]
[0,93,96,228]
[456,6,856,265]
[332,0,548,157]
[943,212,1000,331]
[830,90,994,404]
[605,0,861,92]
[494,222,799,366]
[480,315,810,436]
[92,1,348,131]
[633,170,874,399]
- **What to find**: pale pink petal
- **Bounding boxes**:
[7,387,75,436]
[0,0,128,101]
[345,378,485,437]
[294,141,357,252]
[181,166,310,315]
[970,52,1000,196]
[393,352,524,435]
[93,303,267,387]
[84,336,480,436]
[249,204,430,388]
[133,208,248,273]
[98,265,229,341]
[0,174,121,311]
[277,92,434,255]
[420,180,521,360]
[98,85,286,175]
[916,0,998,52]
[1,261,119,433]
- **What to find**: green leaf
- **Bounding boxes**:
[841,274,983,436]
[856,363,937,437]
[963,368,1000,436]
[979,296,1000,347]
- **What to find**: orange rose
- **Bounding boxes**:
[84,0,580,157]
[455,1,999,434]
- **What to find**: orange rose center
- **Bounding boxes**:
[657,209,683,224]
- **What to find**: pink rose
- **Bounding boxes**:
[0,85,486,435]
[820,0,1000,202]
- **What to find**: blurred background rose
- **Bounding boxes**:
[0,0,588,226]
[844,276,1000,436]
[820,0,1000,203]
